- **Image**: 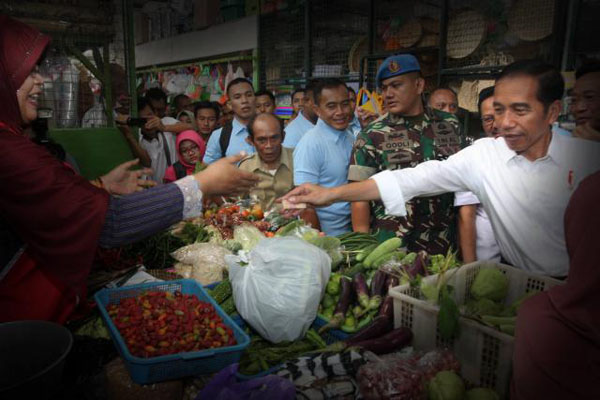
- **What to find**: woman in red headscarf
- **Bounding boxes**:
[511,171,600,399]
[0,16,258,323]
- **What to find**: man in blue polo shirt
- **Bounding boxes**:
[293,78,354,236]
[204,78,256,164]
[283,80,319,148]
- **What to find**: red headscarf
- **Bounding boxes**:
[0,16,109,320]
[0,14,50,134]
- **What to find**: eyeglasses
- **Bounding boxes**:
[254,134,282,145]
[482,115,494,124]
[180,144,199,154]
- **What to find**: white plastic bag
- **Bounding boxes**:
[171,243,231,285]
[228,237,331,343]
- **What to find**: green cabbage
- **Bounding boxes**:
[470,268,509,302]
[428,370,465,400]
[233,224,264,251]
[464,298,503,317]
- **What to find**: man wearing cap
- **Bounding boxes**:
[348,54,463,255]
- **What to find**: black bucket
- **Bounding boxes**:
[0,320,73,399]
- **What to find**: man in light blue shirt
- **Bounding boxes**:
[293,78,355,236]
[283,81,318,148]
[204,78,257,164]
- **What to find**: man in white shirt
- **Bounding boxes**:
[453,86,501,263]
[118,97,178,183]
[282,60,600,277]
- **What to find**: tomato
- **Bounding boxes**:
[109,290,236,358]
[241,210,250,218]
[265,231,275,238]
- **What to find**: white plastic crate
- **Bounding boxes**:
[389,261,563,398]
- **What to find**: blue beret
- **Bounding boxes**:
[376,54,421,87]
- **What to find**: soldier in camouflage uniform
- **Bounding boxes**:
[348,54,463,255]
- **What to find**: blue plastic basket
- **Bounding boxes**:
[95,279,250,385]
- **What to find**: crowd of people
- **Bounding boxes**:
[1,14,599,399]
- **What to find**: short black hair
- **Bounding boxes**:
[194,101,220,119]
[575,60,600,80]
[226,77,253,96]
[313,78,347,105]
[247,113,283,139]
[291,88,305,100]
[255,90,275,103]
[478,86,495,114]
[173,94,190,109]
[137,97,154,113]
[497,60,564,111]
[430,87,457,99]
[145,87,167,103]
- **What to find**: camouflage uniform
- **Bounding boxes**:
[348,107,463,255]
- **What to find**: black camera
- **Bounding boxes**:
[126,117,148,127]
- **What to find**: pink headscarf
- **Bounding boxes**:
[176,130,206,169]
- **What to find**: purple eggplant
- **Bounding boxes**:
[353,273,370,309]
[386,275,399,294]
[378,295,394,321]
[367,270,387,311]
[345,315,393,345]
[405,250,428,278]
[350,326,413,355]
[319,276,353,333]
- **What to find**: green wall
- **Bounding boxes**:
[49,128,136,180]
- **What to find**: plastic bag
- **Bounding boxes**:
[171,243,231,285]
[356,349,460,400]
[228,237,331,343]
[196,363,295,400]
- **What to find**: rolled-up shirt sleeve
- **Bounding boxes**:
[371,147,477,216]
[99,176,203,247]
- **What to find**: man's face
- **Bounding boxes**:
[302,90,317,120]
[315,85,352,131]
[149,98,167,118]
[227,82,256,121]
[177,97,193,113]
[139,105,158,139]
[493,75,559,157]
[380,73,424,115]
[195,108,218,136]
[348,88,357,108]
[249,116,283,165]
[429,89,458,114]
[480,96,498,137]
[347,88,357,121]
[256,94,276,114]
[292,91,305,113]
[572,71,600,131]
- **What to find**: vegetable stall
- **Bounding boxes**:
[76,199,562,399]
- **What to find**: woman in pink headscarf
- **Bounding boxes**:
[163,130,206,183]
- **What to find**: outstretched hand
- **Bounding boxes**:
[279,183,335,208]
[194,153,259,196]
[101,159,155,195]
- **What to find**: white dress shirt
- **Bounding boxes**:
[372,132,600,276]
